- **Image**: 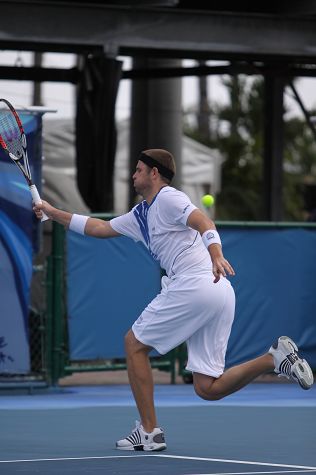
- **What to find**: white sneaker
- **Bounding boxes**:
[269,336,314,390]
[116,421,167,451]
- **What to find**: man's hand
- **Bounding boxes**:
[185,208,236,282]
[33,201,73,228]
[33,200,56,221]
[210,244,235,283]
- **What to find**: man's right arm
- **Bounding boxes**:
[33,201,120,239]
[85,217,120,238]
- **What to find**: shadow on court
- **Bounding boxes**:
[1,383,316,474]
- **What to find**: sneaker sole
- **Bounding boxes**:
[143,443,167,452]
[291,359,314,390]
[116,443,167,451]
[272,336,314,390]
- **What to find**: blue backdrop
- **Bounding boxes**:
[67,225,316,368]
[67,232,161,360]
[0,113,42,374]
[222,226,316,367]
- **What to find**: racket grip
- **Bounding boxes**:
[29,184,49,222]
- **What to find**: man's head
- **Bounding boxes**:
[133,149,176,199]
[140,149,176,184]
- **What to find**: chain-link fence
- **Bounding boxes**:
[0,227,51,386]
[0,307,47,385]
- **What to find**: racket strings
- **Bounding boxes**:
[0,110,24,159]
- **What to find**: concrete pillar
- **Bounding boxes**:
[129,57,182,207]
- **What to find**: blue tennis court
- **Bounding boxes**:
[1,381,315,474]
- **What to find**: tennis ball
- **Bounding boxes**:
[201,194,215,208]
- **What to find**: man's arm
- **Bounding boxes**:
[187,208,235,282]
[33,201,120,239]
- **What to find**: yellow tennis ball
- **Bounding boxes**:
[201,194,215,208]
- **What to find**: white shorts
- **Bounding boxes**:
[132,273,235,378]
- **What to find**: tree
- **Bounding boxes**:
[184,75,316,221]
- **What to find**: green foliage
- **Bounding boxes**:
[184,75,316,221]
[214,76,264,219]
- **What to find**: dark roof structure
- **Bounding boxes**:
[0,0,316,61]
[1,0,316,218]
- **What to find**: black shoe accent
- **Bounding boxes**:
[134,445,144,451]
[272,340,278,350]
[153,433,165,443]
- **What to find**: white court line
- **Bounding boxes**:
[0,454,315,471]
[0,455,147,464]
[157,456,316,471]
[187,471,316,475]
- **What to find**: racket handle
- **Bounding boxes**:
[29,184,49,222]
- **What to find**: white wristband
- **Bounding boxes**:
[69,214,89,235]
[202,229,221,248]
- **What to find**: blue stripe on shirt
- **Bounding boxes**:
[133,201,150,246]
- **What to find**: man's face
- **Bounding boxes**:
[132,160,152,195]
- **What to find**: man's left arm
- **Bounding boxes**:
[187,209,235,283]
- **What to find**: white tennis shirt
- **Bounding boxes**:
[110,186,213,277]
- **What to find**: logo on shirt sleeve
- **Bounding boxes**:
[182,204,190,214]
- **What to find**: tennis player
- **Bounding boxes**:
[34,148,314,452]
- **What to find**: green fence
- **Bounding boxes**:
[45,219,180,386]
[4,218,315,389]
[43,218,316,387]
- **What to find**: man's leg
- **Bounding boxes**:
[193,353,274,400]
[194,334,314,400]
[125,329,157,432]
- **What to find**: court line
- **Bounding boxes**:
[0,454,315,471]
[0,455,147,464]
[157,456,316,471]
[187,471,316,475]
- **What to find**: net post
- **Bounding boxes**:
[51,221,66,386]
[44,255,54,385]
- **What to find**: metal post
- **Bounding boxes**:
[32,51,43,106]
[51,221,66,385]
[45,255,53,385]
[263,74,285,221]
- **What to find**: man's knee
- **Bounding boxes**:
[193,374,223,401]
[124,329,150,356]
[124,329,133,348]
[124,329,137,354]
[194,383,223,401]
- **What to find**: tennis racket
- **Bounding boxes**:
[0,98,49,221]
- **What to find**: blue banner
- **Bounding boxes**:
[222,226,316,368]
[67,226,316,367]
[0,113,40,374]
[67,232,162,360]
